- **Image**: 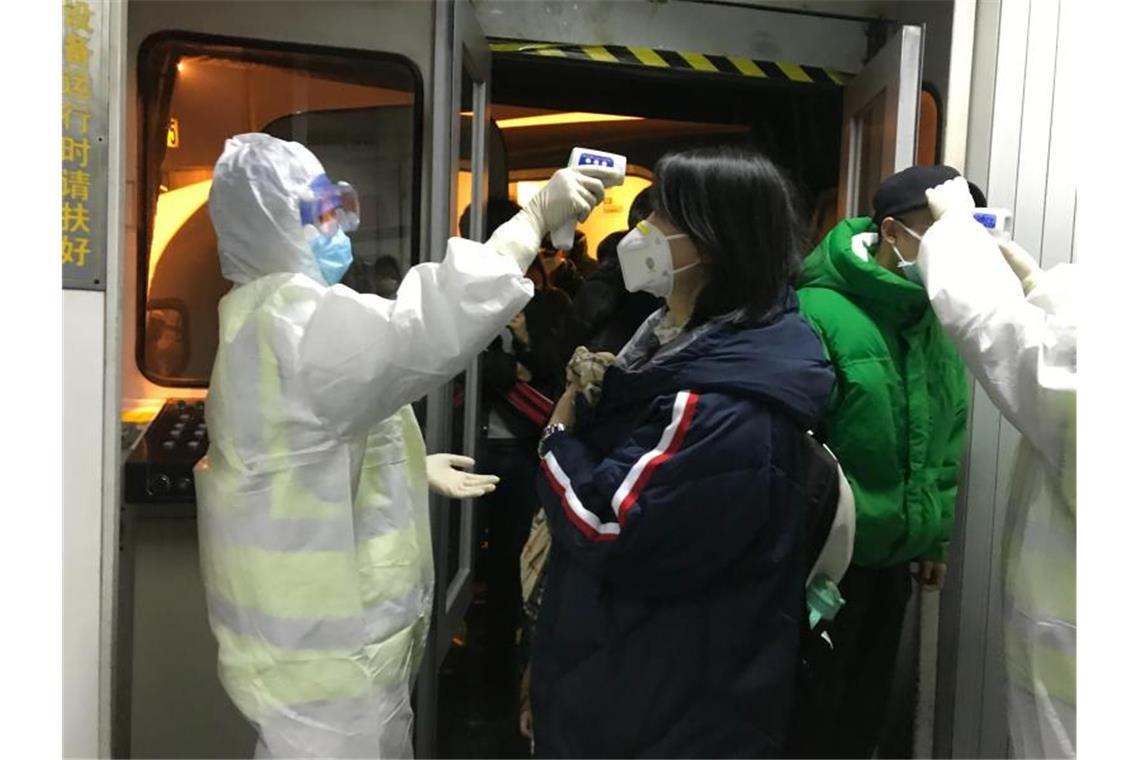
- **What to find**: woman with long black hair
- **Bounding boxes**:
[528,146,835,758]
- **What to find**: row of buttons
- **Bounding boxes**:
[145,474,195,497]
[162,421,207,451]
[162,400,207,452]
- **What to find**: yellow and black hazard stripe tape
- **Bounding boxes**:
[489,40,850,86]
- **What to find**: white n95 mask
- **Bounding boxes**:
[617,220,697,299]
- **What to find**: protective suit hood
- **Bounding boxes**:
[208,133,329,286]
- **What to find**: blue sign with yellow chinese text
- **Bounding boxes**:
[62,0,107,290]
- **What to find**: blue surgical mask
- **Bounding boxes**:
[891,221,925,286]
[309,229,353,285]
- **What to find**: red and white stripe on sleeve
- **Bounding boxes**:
[539,390,701,542]
[611,390,700,525]
[541,451,621,542]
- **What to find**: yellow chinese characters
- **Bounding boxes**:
[62,0,95,270]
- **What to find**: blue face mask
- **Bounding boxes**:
[891,221,926,287]
[309,229,353,285]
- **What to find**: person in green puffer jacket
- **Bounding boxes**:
[785,165,971,759]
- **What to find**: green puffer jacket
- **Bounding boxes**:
[797,217,969,566]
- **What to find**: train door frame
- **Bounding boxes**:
[66,2,1086,759]
[415,1,494,756]
[476,5,1048,757]
[63,1,128,756]
[471,2,930,754]
[837,25,924,217]
[88,1,984,757]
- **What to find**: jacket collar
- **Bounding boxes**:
[805,218,931,325]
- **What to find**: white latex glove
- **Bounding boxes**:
[524,167,607,232]
[925,176,976,222]
[425,454,499,499]
[487,168,606,271]
[998,238,1044,293]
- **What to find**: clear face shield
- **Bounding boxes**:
[298,174,361,240]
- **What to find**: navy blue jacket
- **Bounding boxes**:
[531,294,834,758]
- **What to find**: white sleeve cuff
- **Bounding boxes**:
[485,211,543,273]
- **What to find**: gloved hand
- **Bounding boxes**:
[523,167,607,235]
[998,239,1044,292]
[925,176,976,221]
[426,454,499,499]
[487,168,606,271]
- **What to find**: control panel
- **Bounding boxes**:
[124,399,207,504]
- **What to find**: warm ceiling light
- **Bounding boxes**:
[148,180,212,288]
[495,112,643,129]
[177,61,184,73]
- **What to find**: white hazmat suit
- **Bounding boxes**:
[194,133,604,758]
[919,178,1077,758]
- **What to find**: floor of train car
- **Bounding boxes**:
[437,577,531,759]
[434,498,531,758]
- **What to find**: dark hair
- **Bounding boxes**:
[597,230,626,264]
[652,146,804,326]
[567,230,588,263]
[459,196,521,239]
[967,180,987,207]
[526,257,549,289]
[628,185,655,228]
[374,255,401,279]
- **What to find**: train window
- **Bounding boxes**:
[138,36,422,386]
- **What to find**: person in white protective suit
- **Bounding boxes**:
[916,177,1077,759]
[193,133,606,759]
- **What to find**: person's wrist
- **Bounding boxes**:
[519,205,545,239]
[487,212,542,272]
[537,423,567,457]
[549,397,572,428]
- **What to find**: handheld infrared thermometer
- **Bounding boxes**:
[551,147,627,251]
[973,208,1013,243]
